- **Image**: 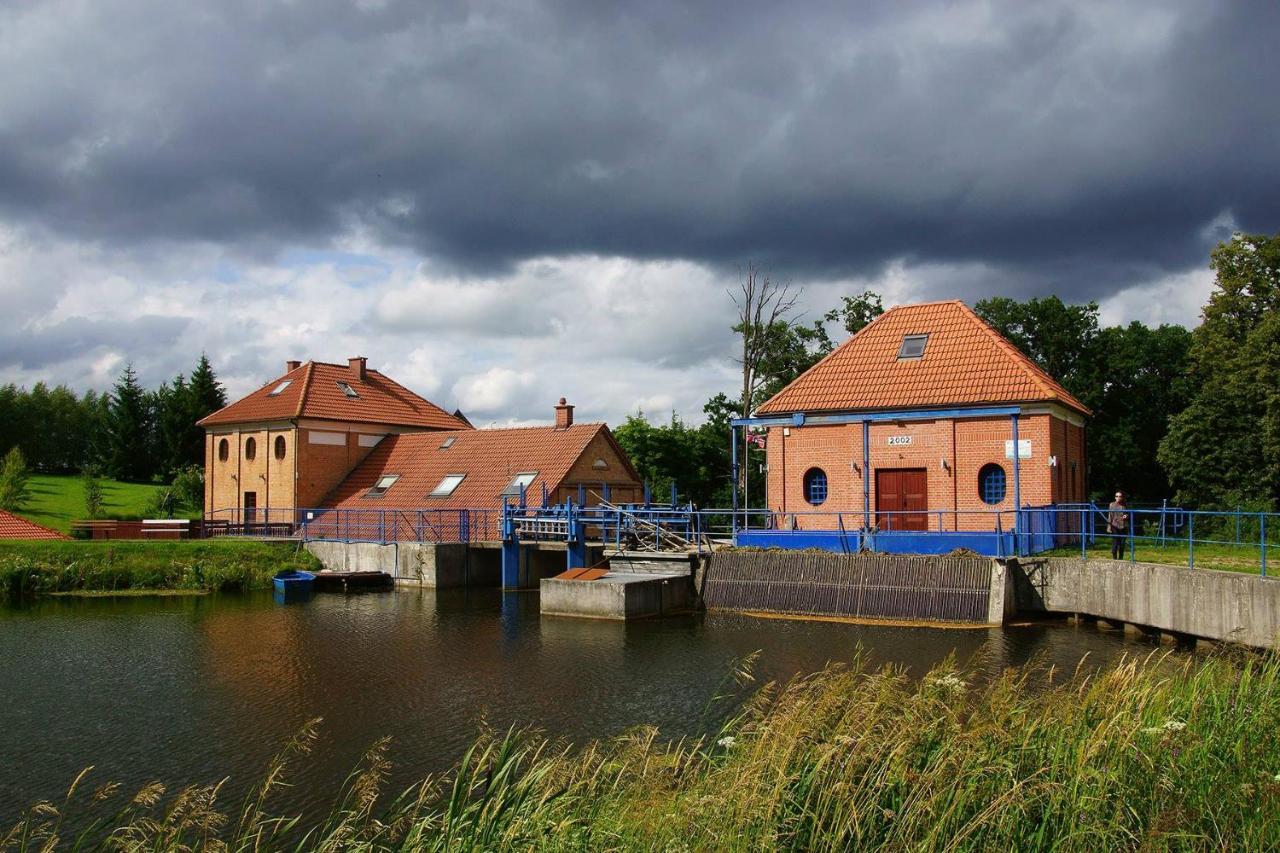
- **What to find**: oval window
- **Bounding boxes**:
[978,463,1006,505]
[274,435,287,460]
[803,468,828,505]
[244,437,257,461]
[218,438,229,462]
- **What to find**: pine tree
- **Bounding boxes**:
[107,364,155,482]
[184,353,227,468]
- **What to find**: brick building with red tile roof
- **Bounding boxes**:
[322,399,642,539]
[199,357,473,521]
[0,510,69,540]
[748,300,1089,533]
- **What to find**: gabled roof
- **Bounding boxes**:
[757,300,1090,416]
[324,422,640,511]
[198,361,469,430]
[0,510,69,540]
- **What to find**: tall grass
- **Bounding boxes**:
[4,650,1278,850]
[0,540,320,601]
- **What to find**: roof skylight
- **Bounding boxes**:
[430,474,465,497]
[897,334,929,360]
[336,381,360,398]
[501,472,538,497]
[366,474,400,498]
[267,380,292,396]
[439,436,456,449]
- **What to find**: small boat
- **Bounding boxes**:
[273,569,316,600]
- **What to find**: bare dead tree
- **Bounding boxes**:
[729,263,800,497]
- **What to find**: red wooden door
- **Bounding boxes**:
[875,469,928,531]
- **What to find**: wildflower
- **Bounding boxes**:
[1274,772,1280,783]
[928,674,967,693]
[717,736,736,749]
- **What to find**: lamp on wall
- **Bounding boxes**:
[940,458,950,472]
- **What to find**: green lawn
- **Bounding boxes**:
[16,474,182,533]
[1052,539,1278,575]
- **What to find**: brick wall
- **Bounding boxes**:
[205,427,298,521]
[765,413,1073,532]
[294,428,386,508]
[555,432,643,505]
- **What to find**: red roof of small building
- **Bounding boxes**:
[756,300,1090,416]
[0,510,69,540]
[198,360,469,430]
[325,422,640,511]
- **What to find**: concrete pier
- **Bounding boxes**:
[540,571,696,620]
[1011,557,1280,649]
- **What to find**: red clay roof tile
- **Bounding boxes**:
[198,361,468,430]
[0,510,69,540]
[756,300,1090,416]
[324,422,640,513]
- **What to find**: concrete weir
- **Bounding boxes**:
[540,551,698,620]
[304,541,500,588]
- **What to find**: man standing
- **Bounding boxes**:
[1108,491,1129,559]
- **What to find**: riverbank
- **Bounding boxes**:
[7,650,1277,850]
[0,540,320,601]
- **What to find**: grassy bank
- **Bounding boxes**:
[6,651,1278,850]
[0,540,321,601]
[16,474,194,533]
[1055,540,1278,575]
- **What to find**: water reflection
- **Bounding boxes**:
[1,589,1162,820]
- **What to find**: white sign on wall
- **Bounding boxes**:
[1004,439,1032,459]
[887,435,913,447]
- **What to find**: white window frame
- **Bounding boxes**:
[366,474,400,498]
[897,333,929,360]
[430,474,466,497]
[501,472,539,497]
[336,381,360,398]
[267,379,293,396]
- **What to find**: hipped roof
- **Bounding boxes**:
[198,361,469,430]
[756,300,1090,416]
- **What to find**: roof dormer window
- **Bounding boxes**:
[336,381,360,398]
[897,334,929,360]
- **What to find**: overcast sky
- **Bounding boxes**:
[1,0,1276,425]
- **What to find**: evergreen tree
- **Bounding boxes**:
[0,447,32,511]
[1159,232,1280,509]
[107,364,155,482]
[183,353,227,467]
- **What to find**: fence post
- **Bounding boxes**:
[1261,513,1267,578]
[1129,509,1135,564]
[1236,507,1242,545]
[1080,507,1087,560]
[1188,512,1195,569]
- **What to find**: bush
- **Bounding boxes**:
[81,467,104,519]
[170,465,205,512]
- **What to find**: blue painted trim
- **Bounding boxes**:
[732,405,1021,428]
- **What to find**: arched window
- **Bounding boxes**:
[978,463,1006,505]
[218,438,229,462]
[274,435,287,460]
[244,437,257,461]
[803,468,828,505]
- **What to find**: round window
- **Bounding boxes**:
[244,437,257,461]
[274,435,287,460]
[978,463,1006,505]
[218,438,229,462]
[803,468,828,506]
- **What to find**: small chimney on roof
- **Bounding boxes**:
[554,397,574,429]
[348,356,367,382]
[286,360,301,372]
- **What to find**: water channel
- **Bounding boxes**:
[1,588,1165,821]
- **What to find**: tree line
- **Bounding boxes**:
[0,354,227,484]
[615,233,1280,511]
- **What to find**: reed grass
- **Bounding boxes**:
[4,650,1278,851]
[0,540,320,601]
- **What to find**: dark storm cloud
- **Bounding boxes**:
[0,315,189,373]
[1,0,1277,299]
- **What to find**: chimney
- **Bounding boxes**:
[348,356,367,382]
[286,360,301,372]
[554,397,574,429]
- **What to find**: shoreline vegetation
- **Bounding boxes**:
[0,540,319,602]
[5,652,1278,851]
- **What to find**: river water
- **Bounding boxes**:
[1,588,1158,821]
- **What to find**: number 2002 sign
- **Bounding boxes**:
[887,435,913,447]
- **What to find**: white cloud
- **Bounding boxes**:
[1097,267,1213,328]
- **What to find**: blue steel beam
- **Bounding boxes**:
[731,405,1021,428]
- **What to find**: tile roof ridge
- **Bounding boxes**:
[755,308,894,413]
[956,302,1091,414]
[294,361,316,419]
